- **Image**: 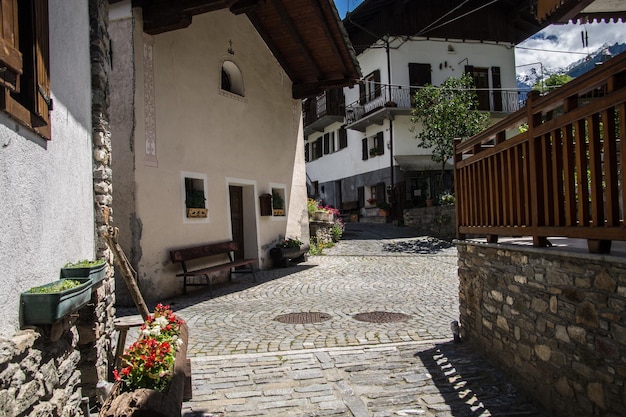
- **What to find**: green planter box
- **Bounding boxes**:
[61,261,106,285]
[20,278,92,326]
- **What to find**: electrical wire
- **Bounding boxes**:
[418,0,502,36]
[417,0,473,36]
[515,45,589,55]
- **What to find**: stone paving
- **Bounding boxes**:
[119,223,546,416]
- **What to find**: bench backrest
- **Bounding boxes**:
[170,241,239,263]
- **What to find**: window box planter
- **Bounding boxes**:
[186,208,208,218]
[20,278,92,326]
[313,210,332,222]
[270,243,310,268]
[100,322,191,417]
[61,260,106,285]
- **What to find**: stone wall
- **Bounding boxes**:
[457,241,626,417]
[403,206,455,239]
[87,0,116,398]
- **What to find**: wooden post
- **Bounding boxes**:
[102,228,150,320]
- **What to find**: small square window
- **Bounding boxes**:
[271,187,286,216]
[182,172,208,221]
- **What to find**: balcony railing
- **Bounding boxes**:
[303,89,345,128]
[453,51,626,254]
[346,85,526,126]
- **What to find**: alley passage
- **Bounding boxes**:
[122,223,545,416]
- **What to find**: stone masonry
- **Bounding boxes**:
[403,205,455,240]
[457,241,626,417]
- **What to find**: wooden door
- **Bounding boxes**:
[229,186,244,261]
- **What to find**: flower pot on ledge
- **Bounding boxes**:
[100,322,191,417]
[20,278,92,326]
[270,243,310,268]
[61,260,106,285]
[186,208,208,218]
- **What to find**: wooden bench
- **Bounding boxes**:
[169,241,257,294]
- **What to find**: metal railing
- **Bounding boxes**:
[345,85,526,125]
[453,51,626,253]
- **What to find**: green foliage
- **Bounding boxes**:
[532,73,573,94]
[28,279,83,293]
[272,192,284,209]
[376,201,391,210]
[331,223,343,242]
[411,74,489,167]
[439,191,455,206]
[185,189,206,209]
[64,259,105,268]
[276,238,303,248]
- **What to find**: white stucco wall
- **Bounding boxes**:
[0,0,94,337]
[308,36,517,188]
[112,9,307,301]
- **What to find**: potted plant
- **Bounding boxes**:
[369,148,378,157]
[100,304,190,417]
[366,197,376,206]
[272,192,285,216]
[270,238,310,268]
[20,278,92,326]
[185,189,207,218]
[377,201,391,217]
[61,259,106,285]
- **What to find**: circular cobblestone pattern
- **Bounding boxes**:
[274,312,332,324]
[352,311,411,323]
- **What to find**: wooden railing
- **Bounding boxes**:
[454,51,626,253]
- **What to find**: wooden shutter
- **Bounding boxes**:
[315,137,322,159]
[0,0,22,92]
[361,138,368,160]
[373,69,381,98]
[359,81,365,105]
[33,0,50,129]
[323,133,330,154]
[491,66,502,111]
[376,131,384,155]
[339,125,347,149]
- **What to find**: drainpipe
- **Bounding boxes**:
[385,37,395,219]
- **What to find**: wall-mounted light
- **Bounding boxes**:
[447,44,455,53]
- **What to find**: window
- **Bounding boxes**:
[181,172,208,221]
[221,60,244,96]
[0,0,52,139]
[271,186,286,216]
[304,142,310,162]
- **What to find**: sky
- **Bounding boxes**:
[333,0,626,76]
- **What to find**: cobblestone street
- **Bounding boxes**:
[123,223,546,416]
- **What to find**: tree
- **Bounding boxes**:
[410,73,488,197]
[532,73,573,94]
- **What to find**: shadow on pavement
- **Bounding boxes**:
[116,264,317,317]
[413,342,547,417]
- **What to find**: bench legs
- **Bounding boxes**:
[229,264,257,283]
[183,274,212,296]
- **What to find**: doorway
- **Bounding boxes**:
[228,183,259,263]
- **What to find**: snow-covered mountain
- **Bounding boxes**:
[516,42,626,91]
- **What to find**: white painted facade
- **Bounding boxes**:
[306,36,518,209]
[0,0,94,337]
[110,5,309,302]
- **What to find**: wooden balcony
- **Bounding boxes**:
[454,51,626,254]
[303,89,345,137]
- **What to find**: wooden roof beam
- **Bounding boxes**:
[269,0,323,81]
